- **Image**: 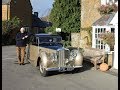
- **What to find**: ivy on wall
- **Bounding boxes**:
[80,27,92,46]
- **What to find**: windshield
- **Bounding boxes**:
[38,36,62,43]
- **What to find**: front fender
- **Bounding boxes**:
[74,50,83,66]
[40,52,48,68]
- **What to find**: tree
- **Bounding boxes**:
[45,0,81,33]
[2,16,22,35]
[2,16,22,45]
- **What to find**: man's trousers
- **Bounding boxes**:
[16,47,26,64]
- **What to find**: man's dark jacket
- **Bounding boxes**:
[16,32,29,47]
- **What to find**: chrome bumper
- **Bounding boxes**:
[46,65,82,72]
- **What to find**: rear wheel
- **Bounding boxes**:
[39,61,48,77]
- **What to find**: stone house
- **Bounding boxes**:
[72,0,118,48]
[2,0,32,31]
[71,0,118,69]
[72,0,101,48]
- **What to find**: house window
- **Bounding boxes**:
[94,28,106,50]
[111,28,115,33]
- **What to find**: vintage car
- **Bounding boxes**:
[26,34,83,76]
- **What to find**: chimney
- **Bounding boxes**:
[34,12,38,17]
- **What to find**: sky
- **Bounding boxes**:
[30,0,54,17]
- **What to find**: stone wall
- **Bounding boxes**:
[80,0,101,48]
[79,30,92,48]
[71,33,80,47]
[2,5,10,21]
[71,32,91,48]
[71,0,101,48]
[81,0,101,28]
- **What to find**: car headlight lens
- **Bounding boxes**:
[50,53,57,62]
[70,50,77,60]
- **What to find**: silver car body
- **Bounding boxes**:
[27,34,83,72]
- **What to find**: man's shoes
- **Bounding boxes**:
[18,62,21,65]
[18,61,21,65]
[21,63,25,65]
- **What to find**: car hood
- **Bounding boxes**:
[40,45,63,50]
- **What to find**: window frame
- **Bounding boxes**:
[94,27,106,50]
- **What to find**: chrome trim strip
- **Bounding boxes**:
[74,65,83,68]
[46,67,59,71]
[58,49,65,67]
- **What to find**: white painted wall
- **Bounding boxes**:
[92,26,96,48]
[101,0,107,5]
[113,12,118,69]
[108,11,118,69]
[113,24,118,69]
[110,12,118,25]
[101,0,117,5]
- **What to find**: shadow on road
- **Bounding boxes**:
[47,60,94,77]
[14,61,30,65]
[14,59,94,77]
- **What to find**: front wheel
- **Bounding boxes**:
[39,61,48,77]
[72,68,81,73]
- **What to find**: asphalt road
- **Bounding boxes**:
[2,46,118,90]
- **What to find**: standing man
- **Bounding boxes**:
[16,27,28,65]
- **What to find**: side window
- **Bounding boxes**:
[36,37,39,45]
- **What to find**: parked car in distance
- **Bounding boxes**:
[26,34,83,76]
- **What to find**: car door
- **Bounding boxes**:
[28,35,39,62]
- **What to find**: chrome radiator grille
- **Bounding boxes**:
[58,49,65,67]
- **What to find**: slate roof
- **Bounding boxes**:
[2,0,11,4]
[93,13,115,26]
[32,14,52,28]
